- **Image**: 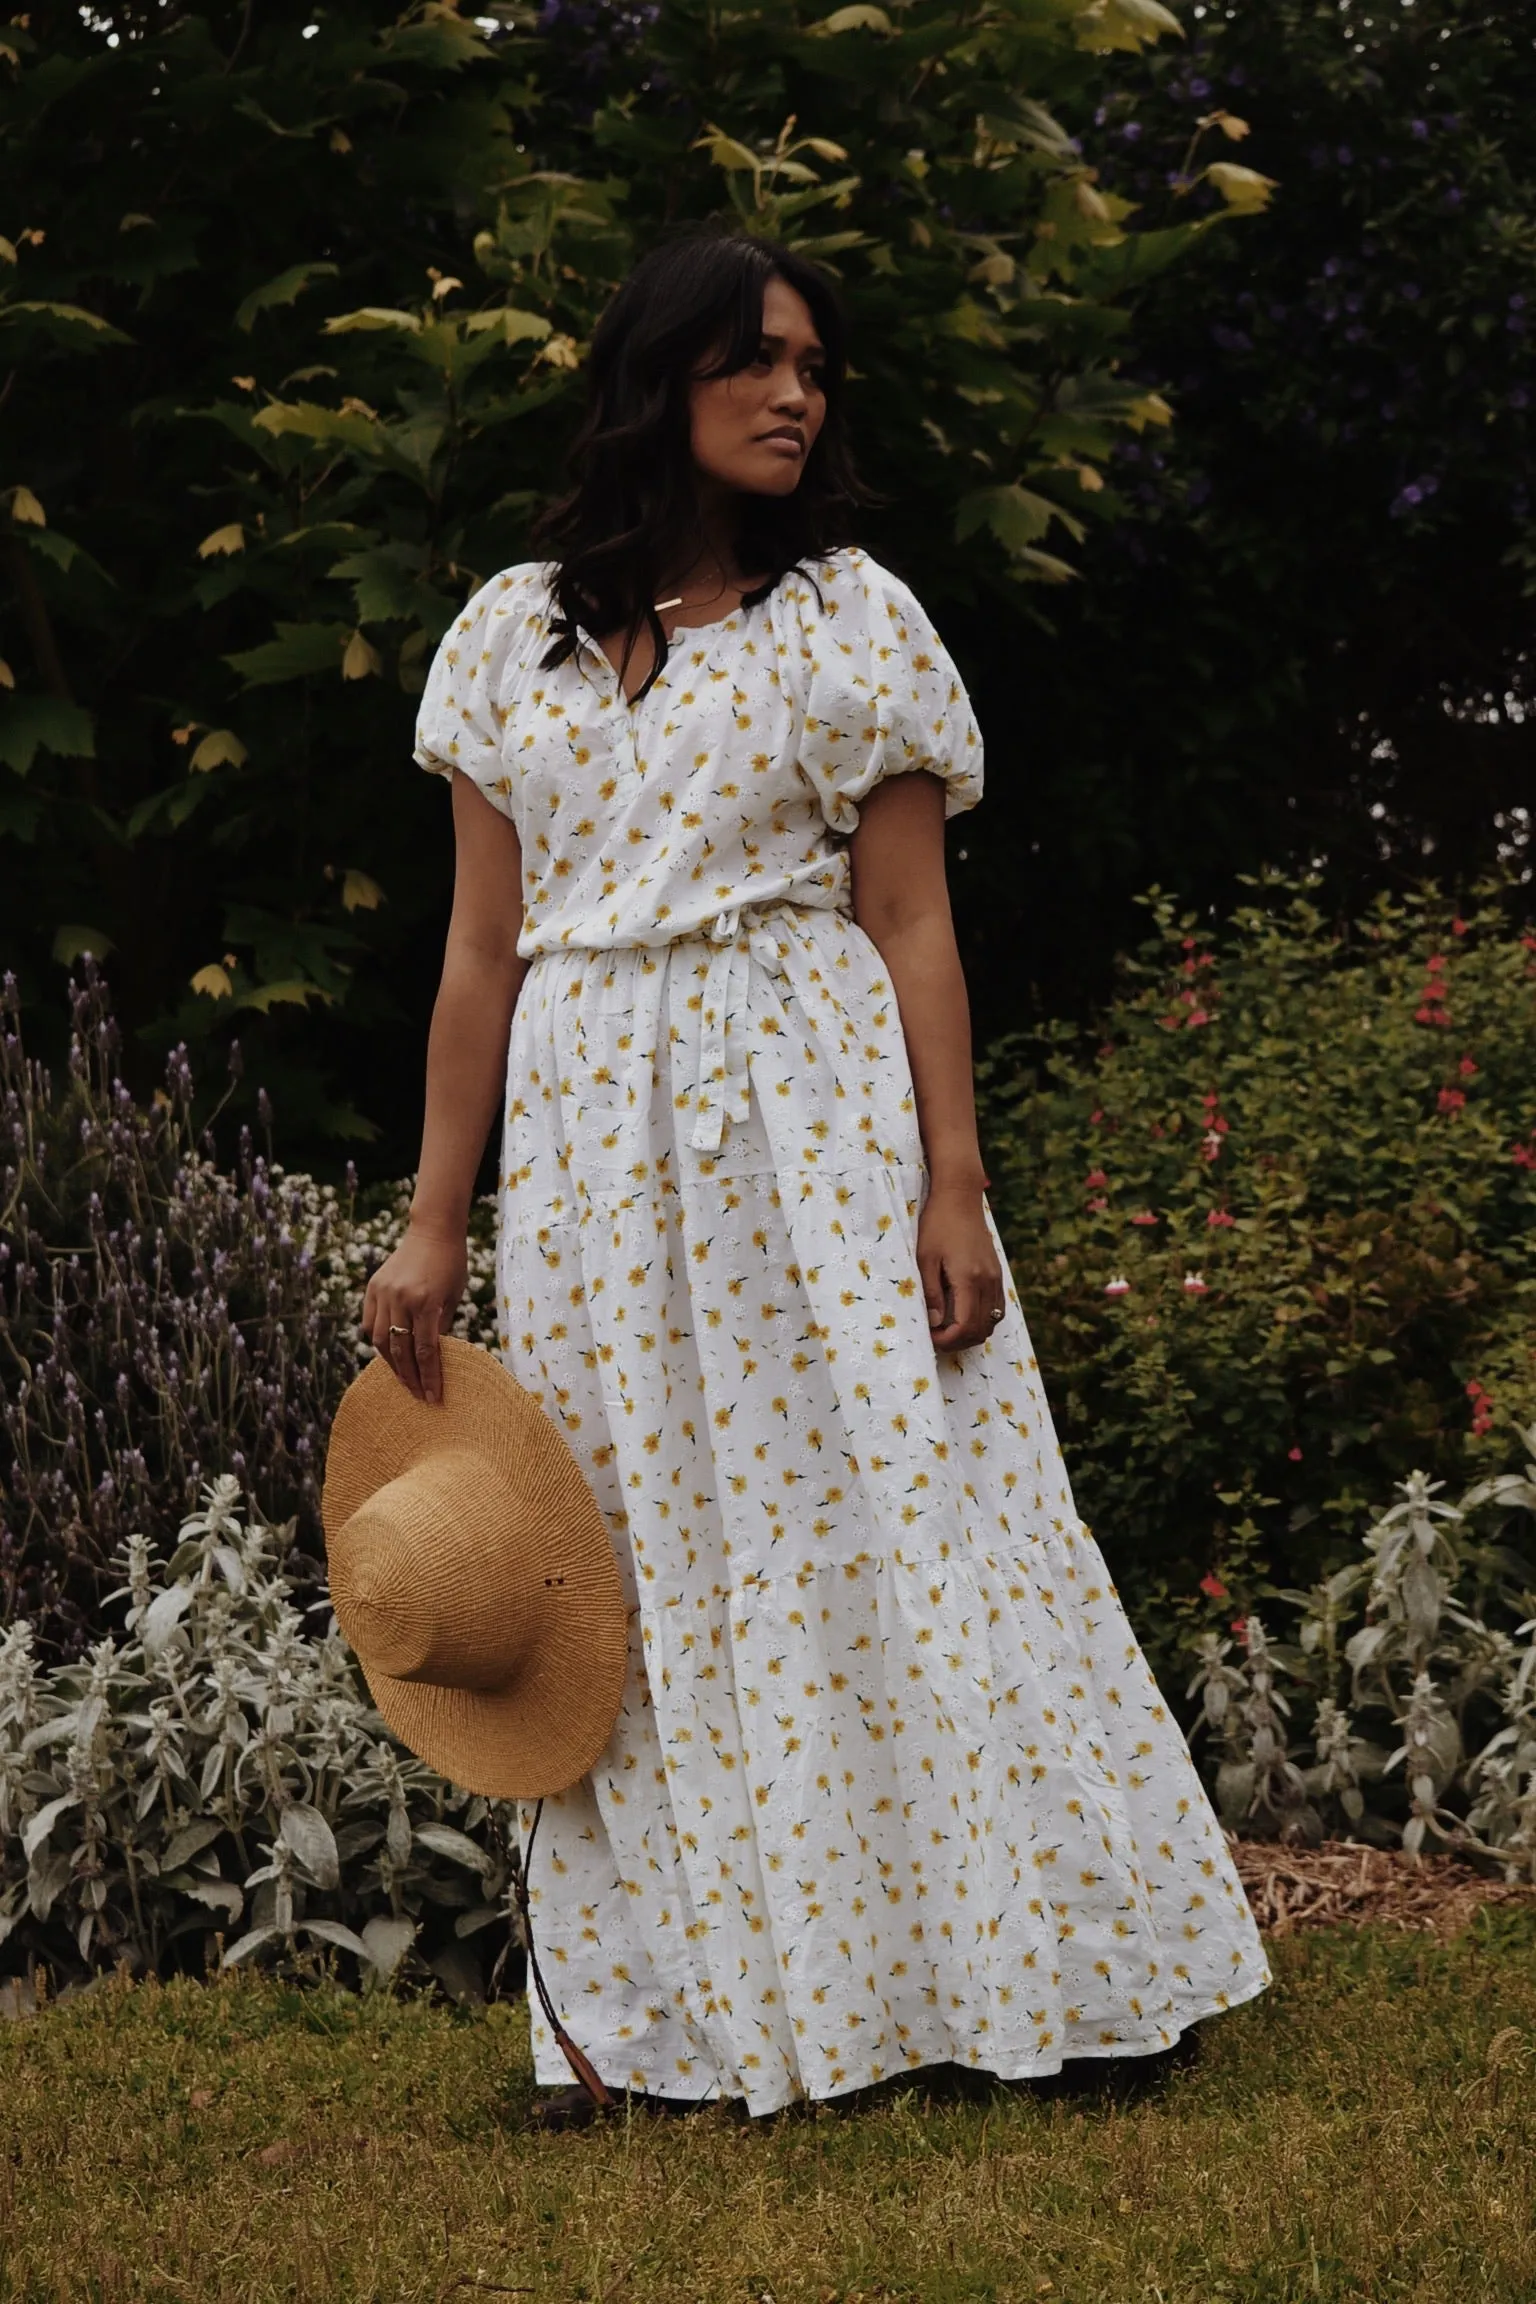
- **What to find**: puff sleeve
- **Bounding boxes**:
[412,563,547,818]
[786,550,984,835]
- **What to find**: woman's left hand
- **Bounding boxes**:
[917,1181,1006,1352]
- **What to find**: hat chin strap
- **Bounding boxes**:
[515,1799,614,2111]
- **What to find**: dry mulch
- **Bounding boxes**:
[1230,1833,1536,1943]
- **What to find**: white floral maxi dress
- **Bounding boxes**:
[414,547,1270,2113]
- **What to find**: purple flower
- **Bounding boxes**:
[1337,146,1354,167]
[1410,120,1428,140]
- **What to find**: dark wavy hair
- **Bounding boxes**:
[533,226,865,699]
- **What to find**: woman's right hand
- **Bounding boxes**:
[361,1222,469,1405]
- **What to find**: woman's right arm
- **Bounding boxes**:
[362,771,527,1403]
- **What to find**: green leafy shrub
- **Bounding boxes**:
[0,1478,516,1994]
[1183,1430,1536,1871]
[0,0,1252,1161]
[978,876,1536,1641]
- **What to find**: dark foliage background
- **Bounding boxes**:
[964,0,1536,1034]
[3,0,1532,1182]
[2,0,1231,1171]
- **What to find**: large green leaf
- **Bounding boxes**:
[223,622,349,687]
[0,696,96,774]
[234,261,341,333]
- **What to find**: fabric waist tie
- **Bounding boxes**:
[690,904,791,1154]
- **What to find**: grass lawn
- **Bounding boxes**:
[2,1916,1535,2304]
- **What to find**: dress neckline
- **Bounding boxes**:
[579,594,763,709]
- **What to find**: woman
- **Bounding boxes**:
[365,227,1270,2119]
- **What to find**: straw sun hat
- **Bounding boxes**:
[321,1337,628,1799]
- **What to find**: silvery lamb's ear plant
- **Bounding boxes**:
[1186,1427,1536,1875]
[0,1477,518,1992]
[1186,1615,1321,1844]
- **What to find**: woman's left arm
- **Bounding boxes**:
[849,770,1004,1352]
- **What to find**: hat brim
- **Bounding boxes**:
[321,1339,629,1800]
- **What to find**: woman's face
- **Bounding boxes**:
[689,275,828,499]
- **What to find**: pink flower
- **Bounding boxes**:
[1438,1087,1466,1115]
[1514,1144,1536,1170]
[1130,1210,1158,1227]
[1231,1616,1251,1649]
[1182,1271,1208,1295]
[1090,1109,1104,1125]
[1452,918,1469,936]
[1087,1195,1109,1214]
[1186,1010,1212,1029]
[1086,1169,1108,1189]
[1466,1380,1485,1401]
[1207,1209,1236,1229]
[1104,1275,1131,1297]
[1200,1571,1229,1600]
[1426,954,1446,974]
[1201,1130,1223,1161]
[1458,1055,1478,1077]
[1288,1446,1303,1462]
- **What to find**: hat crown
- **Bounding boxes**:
[321,1338,629,1800]
[329,1447,536,1693]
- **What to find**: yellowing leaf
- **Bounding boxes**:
[342,629,382,680]
[535,333,581,371]
[1075,0,1183,52]
[1206,161,1278,213]
[119,212,156,231]
[197,522,246,559]
[9,486,46,526]
[329,127,352,154]
[693,127,761,174]
[1127,391,1174,429]
[341,868,385,912]
[807,3,892,31]
[189,729,248,773]
[1208,111,1251,142]
[464,305,555,346]
[429,274,463,302]
[321,307,423,336]
[0,658,12,690]
[1073,463,1106,493]
[0,235,16,267]
[1074,181,1113,224]
[53,925,115,965]
[241,980,333,1013]
[191,963,234,1000]
[801,137,850,162]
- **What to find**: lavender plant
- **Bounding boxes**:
[0,1477,517,1992]
[1186,1427,1536,1872]
[0,968,496,1654]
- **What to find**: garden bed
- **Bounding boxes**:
[1228,1834,1536,1944]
